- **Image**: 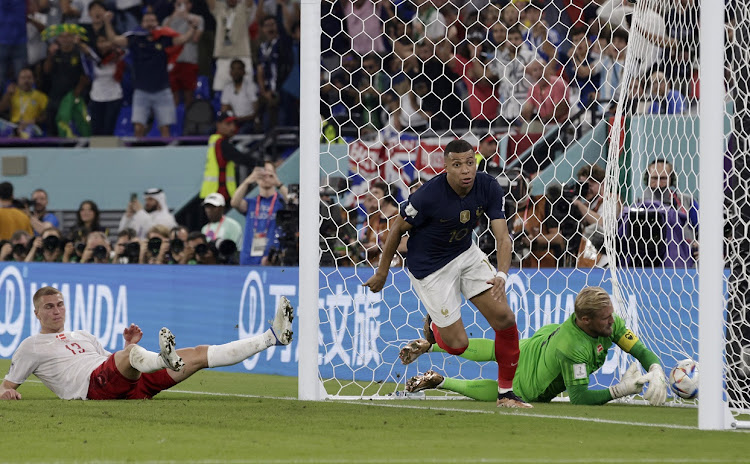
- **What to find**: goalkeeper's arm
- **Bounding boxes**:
[628,341,668,406]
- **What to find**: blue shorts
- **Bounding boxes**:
[132,88,176,127]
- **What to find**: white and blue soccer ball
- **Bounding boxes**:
[669,359,699,399]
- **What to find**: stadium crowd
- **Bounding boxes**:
[0,0,702,269]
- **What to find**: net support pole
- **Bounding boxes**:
[298,0,324,401]
[698,0,728,430]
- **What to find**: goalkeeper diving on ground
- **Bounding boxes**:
[401,286,669,406]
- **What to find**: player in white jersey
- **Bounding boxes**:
[0,286,294,400]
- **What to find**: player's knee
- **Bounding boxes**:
[488,310,516,330]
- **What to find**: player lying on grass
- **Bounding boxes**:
[401,286,669,406]
[0,286,294,400]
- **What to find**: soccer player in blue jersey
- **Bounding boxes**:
[363,139,531,408]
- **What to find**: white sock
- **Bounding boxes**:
[498,387,512,394]
[206,330,275,368]
[129,345,168,373]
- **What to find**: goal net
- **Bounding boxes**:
[302,0,748,423]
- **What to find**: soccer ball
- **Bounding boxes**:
[669,359,699,399]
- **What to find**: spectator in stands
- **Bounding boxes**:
[563,26,602,111]
[573,164,615,232]
[504,169,563,269]
[231,164,286,266]
[201,193,243,247]
[103,10,198,137]
[490,25,536,127]
[395,75,430,133]
[77,230,111,264]
[0,230,33,262]
[629,1,671,77]
[29,188,60,235]
[256,14,293,131]
[115,0,143,33]
[665,0,698,94]
[61,0,93,24]
[25,226,66,263]
[163,0,204,108]
[0,0,28,88]
[208,0,257,93]
[361,181,403,267]
[67,200,105,243]
[357,52,390,131]
[344,0,388,55]
[598,28,628,116]
[521,59,570,130]
[220,60,258,134]
[83,1,108,43]
[141,224,172,264]
[409,0,447,43]
[521,0,560,62]
[26,0,49,78]
[647,70,686,115]
[42,29,89,137]
[0,67,48,138]
[420,39,467,132]
[451,26,499,129]
[0,182,33,241]
[641,159,699,245]
[87,34,125,136]
[119,188,178,239]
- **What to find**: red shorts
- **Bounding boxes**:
[169,62,199,92]
[87,354,177,400]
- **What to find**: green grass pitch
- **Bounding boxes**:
[1,359,749,464]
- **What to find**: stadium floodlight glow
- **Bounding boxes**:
[298,0,750,429]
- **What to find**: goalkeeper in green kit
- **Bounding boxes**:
[401,286,669,405]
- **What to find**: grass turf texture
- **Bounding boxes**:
[1,360,749,463]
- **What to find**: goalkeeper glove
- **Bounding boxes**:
[643,364,668,406]
[609,363,649,399]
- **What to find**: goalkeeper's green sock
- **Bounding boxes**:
[432,338,496,362]
[441,377,499,402]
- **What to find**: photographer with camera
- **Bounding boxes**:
[571,164,620,267]
[24,227,72,263]
[80,231,112,264]
[140,225,173,265]
[114,228,141,264]
[28,189,61,236]
[0,231,33,262]
[232,163,286,266]
[0,182,33,241]
[183,232,216,265]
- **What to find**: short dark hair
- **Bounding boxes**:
[118,228,137,240]
[506,25,523,38]
[0,182,13,200]
[188,231,207,242]
[577,164,606,183]
[88,0,106,11]
[570,26,588,39]
[262,15,277,25]
[444,139,473,158]
[230,59,246,69]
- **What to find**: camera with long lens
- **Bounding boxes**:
[194,242,208,256]
[119,241,140,263]
[170,238,184,255]
[42,235,64,252]
[547,181,587,264]
[270,183,300,266]
[214,238,238,264]
[75,242,86,255]
[12,242,31,260]
[92,245,108,261]
[148,237,163,256]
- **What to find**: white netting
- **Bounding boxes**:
[311,0,739,410]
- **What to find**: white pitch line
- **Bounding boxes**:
[25,381,750,433]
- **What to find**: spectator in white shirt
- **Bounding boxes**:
[118,188,178,238]
[220,59,258,134]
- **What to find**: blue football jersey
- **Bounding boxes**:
[401,172,506,279]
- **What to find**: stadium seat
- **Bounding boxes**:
[195,75,211,100]
[113,106,134,137]
[182,99,216,135]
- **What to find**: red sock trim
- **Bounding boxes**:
[431,322,468,356]
[495,324,520,390]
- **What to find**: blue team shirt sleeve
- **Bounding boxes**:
[484,176,506,220]
[401,188,428,227]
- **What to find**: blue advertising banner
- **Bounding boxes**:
[0,263,706,390]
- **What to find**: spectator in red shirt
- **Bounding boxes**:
[521,59,570,132]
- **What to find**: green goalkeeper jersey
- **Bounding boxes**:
[513,313,644,403]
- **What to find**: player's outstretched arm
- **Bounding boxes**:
[567,364,649,405]
[0,380,22,400]
[618,333,667,406]
[363,215,412,293]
